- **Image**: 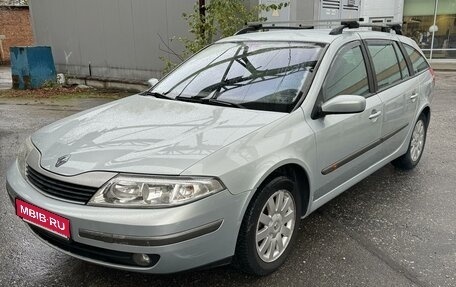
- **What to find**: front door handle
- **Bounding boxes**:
[410,93,419,102]
[369,110,382,120]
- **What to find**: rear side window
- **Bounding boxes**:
[404,44,430,74]
[393,42,410,78]
[323,44,370,102]
[367,42,402,90]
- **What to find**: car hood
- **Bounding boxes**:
[32,95,285,176]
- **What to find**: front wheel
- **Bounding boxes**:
[234,176,301,276]
[392,114,427,170]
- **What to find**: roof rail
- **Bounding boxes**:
[234,18,364,35]
[245,18,365,27]
[234,18,403,36]
[329,21,360,35]
[235,24,314,35]
[330,22,403,35]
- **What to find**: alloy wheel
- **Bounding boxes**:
[255,189,296,263]
[410,119,425,162]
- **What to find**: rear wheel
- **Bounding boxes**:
[392,114,427,170]
[234,176,301,276]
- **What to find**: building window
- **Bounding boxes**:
[403,0,456,60]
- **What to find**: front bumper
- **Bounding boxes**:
[6,160,251,273]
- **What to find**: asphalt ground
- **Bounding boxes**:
[0,72,455,287]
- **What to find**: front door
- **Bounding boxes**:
[308,41,384,201]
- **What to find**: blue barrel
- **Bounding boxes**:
[10,46,56,89]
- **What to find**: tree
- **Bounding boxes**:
[160,0,288,74]
[0,0,28,6]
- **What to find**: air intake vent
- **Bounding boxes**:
[26,166,98,204]
[343,0,358,10]
[322,0,340,9]
[343,5,359,11]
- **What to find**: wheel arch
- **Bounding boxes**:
[252,162,312,217]
[421,106,431,127]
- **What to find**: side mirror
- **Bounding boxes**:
[148,78,159,87]
[320,95,366,116]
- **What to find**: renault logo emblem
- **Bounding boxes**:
[55,155,71,167]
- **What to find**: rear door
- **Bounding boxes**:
[308,41,384,200]
[402,43,434,106]
[365,40,416,158]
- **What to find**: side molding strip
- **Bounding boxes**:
[321,123,409,175]
[79,219,223,247]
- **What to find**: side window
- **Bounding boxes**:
[367,42,402,90]
[323,44,370,102]
[393,42,410,78]
[404,44,430,74]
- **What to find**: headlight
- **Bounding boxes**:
[88,175,225,208]
[17,136,34,176]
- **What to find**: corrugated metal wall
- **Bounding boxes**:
[29,0,195,82]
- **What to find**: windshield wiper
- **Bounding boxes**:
[142,91,174,100]
[176,96,244,109]
[205,98,245,108]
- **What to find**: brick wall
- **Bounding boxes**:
[0,7,33,63]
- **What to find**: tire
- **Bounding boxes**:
[234,176,301,276]
[392,114,428,170]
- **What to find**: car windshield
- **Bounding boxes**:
[152,41,324,112]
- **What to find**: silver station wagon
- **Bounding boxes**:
[6,20,434,275]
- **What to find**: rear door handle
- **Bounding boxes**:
[410,93,419,102]
[369,110,382,120]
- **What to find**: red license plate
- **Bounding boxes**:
[16,199,71,239]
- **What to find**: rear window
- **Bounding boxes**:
[153,41,325,112]
[404,44,430,74]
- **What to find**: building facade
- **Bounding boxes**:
[28,0,454,84]
[260,0,455,62]
[360,0,404,23]
[28,0,195,83]
[0,2,33,64]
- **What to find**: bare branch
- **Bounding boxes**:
[157,33,184,62]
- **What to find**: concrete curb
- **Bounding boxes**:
[67,77,149,92]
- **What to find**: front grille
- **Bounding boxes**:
[29,225,160,268]
[26,166,98,204]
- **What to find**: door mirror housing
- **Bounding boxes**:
[320,95,366,116]
[148,78,159,87]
